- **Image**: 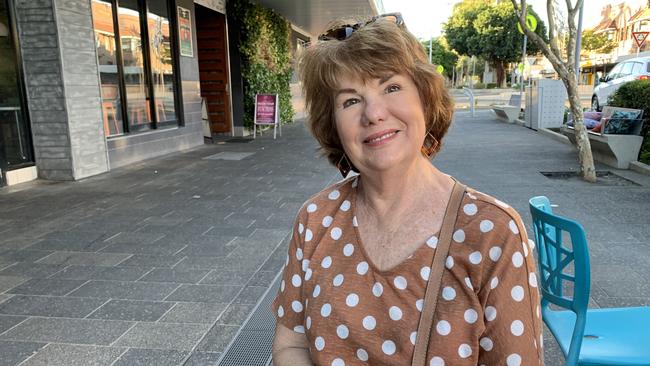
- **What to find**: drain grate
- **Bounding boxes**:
[540,171,640,186]
[217,271,281,366]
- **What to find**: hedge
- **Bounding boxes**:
[608,79,650,164]
[227,0,294,128]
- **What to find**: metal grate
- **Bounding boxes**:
[217,271,281,366]
[540,170,640,186]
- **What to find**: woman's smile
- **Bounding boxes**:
[363,129,400,146]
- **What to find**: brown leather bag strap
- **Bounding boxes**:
[412,181,466,366]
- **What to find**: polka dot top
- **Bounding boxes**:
[272,176,543,365]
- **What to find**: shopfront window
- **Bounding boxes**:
[91,0,180,137]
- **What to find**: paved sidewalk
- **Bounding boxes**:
[1,110,649,365]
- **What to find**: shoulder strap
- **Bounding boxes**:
[412,181,466,366]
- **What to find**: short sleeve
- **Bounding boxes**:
[271,208,308,334]
[477,210,544,365]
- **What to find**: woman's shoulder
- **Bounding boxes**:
[459,186,526,235]
[295,175,358,219]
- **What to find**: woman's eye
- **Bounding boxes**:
[342,98,360,108]
[386,84,401,93]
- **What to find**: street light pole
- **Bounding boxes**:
[575,1,584,83]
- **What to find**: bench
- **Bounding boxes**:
[492,94,522,123]
[561,106,645,169]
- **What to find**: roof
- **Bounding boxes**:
[629,7,650,23]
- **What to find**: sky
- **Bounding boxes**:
[380,0,648,41]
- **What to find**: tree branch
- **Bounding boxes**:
[546,0,563,59]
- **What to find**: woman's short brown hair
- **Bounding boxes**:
[299,17,454,169]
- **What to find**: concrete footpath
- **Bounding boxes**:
[1,110,649,365]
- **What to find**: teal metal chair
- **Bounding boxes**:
[529,196,650,366]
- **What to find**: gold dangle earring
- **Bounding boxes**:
[421,131,439,158]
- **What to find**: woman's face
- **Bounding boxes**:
[334,72,427,175]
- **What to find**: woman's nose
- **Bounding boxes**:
[361,96,388,126]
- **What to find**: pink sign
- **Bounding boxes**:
[255,94,277,125]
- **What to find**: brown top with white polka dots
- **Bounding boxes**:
[272,176,543,366]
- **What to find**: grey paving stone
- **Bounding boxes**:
[68,280,179,301]
[199,270,253,285]
[20,343,125,366]
[233,286,268,305]
[184,351,221,366]
[0,294,12,305]
[164,284,241,303]
[0,275,27,293]
[118,254,184,268]
[7,278,87,296]
[217,303,255,326]
[112,348,188,366]
[0,315,26,334]
[195,324,240,353]
[113,322,211,350]
[26,238,109,252]
[173,256,228,270]
[0,295,106,318]
[0,263,66,278]
[0,250,53,263]
[87,299,174,321]
[0,341,46,366]
[36,251,130,267]
[100,242,187,256]
[159,302,227,324]
[0,317,133,345]
[48,265,150,281]
[139,268,210,284]
[248,270,280,287]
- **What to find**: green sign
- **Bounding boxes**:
[517,63,524,72]
[436,65,444,74]
[517,13,538,34]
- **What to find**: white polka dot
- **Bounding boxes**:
[343,243,354,256]
[352,216,358,227]
[304,268,312,281]
[322,216,333,227]
[305,229,313,242]
[509,220,519,234]
[320,303,331,317]
[445,256,454,269]
[480,337,494,351]
[357,349,368,361]
[429,357,445,366]
[480,220,494,233]
[331,358,344,366]
[512,252,524,268]
[330,227,342,240]
[315,336,325,351]
[372,282,383,297]
[436,320,451,335]
[458,343,472,358]
[389,306,403,321]
[292,300,303,312]
[333,274,344,287]
[294,325,305,333]
[328,190,340,200]
[362,315,376,330]
[490,277,499,289]
[410,331,417,345]
[306,316,312,329]
[453,229,465,243]
[313,285,321,298]
[340,200,351,211]
[382,340,396,355]
[426,236,438,248]
[356,262,369,275]
[280,280,285,292]
[464,309,478,324]
[321,256,332,268]
[489,246,502,261]
[307,203,317,213]
[464,277,474,290]
[346,293,359,307]
[469,251,482,264]
[301,259,310,272]
[511,285,525,302]
[442,286,456,300]
[420,266,431,281]
[394,276,407,290]
[298,223,304,234]
[337,324,349,339]
[292,274,301,287]
[495,199,510,208]
[511,320,524,336]
[522,241,529,257]
[485,306,497,321]
[529,272,538,287]
[463,203,478,216]
[507,354,522,366]
[416,299,423,312]
[277,305,284,317]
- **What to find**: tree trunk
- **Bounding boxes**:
[495,61,506,87]
[564,75,597,182]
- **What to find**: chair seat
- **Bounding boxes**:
[545,306,650,365]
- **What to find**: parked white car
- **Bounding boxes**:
[591,56,650,111]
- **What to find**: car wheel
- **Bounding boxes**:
[591,96,600,112]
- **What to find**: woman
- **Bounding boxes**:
[272,14,543,366]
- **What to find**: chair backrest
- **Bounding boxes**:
[508,94,522,107]
[529,196,591,365]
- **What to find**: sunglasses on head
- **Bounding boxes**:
[318,13,404,41]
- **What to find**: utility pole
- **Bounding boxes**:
[575,1,584,83]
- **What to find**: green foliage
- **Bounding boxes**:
[581,30,616,53]
[227,0,294,128]
[608,80,650,164]
[443,1,488,57]
[420,37,458,78]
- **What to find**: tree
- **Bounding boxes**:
[420,37,458,79]
[444,1,487,58]
[581,30,616,54]
[511,0,596,182]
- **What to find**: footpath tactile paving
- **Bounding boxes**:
[0,111,649,365]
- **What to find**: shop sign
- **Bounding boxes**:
[195,0,225,14]
[177,6,194,57]
[254,94,278,125]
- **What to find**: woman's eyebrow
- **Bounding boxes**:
[335,88,357,98]
[378,73,395,85]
